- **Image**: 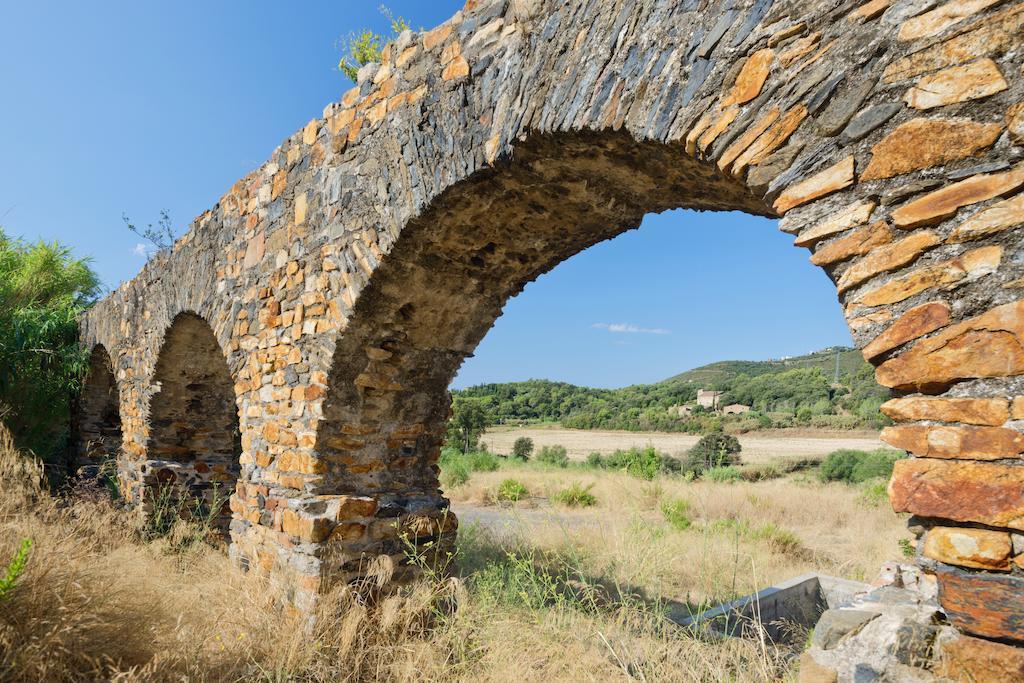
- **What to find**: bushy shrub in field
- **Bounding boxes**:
[552,482,597,508]
[585,451,604,468]
[819,448,903,484]
[705,466,743,483]
[660,498,692,530]
[536,445,569,468]
[511,437,534,461]
[496,479,528,502]
[604,446,662,480]
[439,447,500,489]
[683,433,742,476]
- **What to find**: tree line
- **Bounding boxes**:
[452,358,890,434]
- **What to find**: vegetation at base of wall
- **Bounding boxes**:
[451,347,891,435]
[0,228,100,468]
[551,482,597,508]
[818,449,904,484]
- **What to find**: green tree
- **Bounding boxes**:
[686,433,742,474]
[0,228,99,463]
[337,5,409,81]
[511,436,533,461]
[446,397,489,454]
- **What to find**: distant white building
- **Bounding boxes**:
[696,389,723,410]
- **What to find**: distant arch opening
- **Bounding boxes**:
[146,312,241,537]
[76,344,122,474]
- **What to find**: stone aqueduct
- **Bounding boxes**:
[78,0,1023,649]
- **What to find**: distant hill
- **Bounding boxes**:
[452,346,889,433]
[660,346,866,387]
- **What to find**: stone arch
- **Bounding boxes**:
[78,0,1024,651]
[145,311,241,536]
[75,344,122,471]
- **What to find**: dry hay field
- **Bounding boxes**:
[0,426,905,682]
[481,424,884,463]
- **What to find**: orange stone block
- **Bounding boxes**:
[768,22,806,47]
[881,396,1010,426]
[698,106,739,153]
[795,200,876,247]
[904,58,1008,110]
[722,48,774,107]
[732,105,807,175]
[849,309,892,332]
[302,119,318,145]
[881,424,1024,459]
[886,3,1024,83]
[924,526,1012,570]
[442,56,469,81]
[335,495,378,519]
[718,106,780,172]
[836,230,939,293]
[936,632,1024,682]
[891,164,1024,229]
[773,156,854,213]
[848,0,891,21]
[898,0,1005,41]
[778,32,819,67]
[861,118,1002,180]
[935,567,1024,641]
[1009,102,1024,143]
[853,245,1002,307]
[862,301,950,359]
[423,24,452,51]
[949,193,1024,242]
[889,458,1024,529]
[876,300,1024,390]
[810,220,891,266]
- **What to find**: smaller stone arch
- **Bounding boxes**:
[145,312,241,537]
[75,344,122,474]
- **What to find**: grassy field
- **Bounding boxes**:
[481,424,884,464]
[0,427,905,682]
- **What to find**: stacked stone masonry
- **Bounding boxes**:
[78,0,1023,664]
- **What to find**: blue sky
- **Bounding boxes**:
[1,1,852,389]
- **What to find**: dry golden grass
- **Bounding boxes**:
[481,425,884,463]
[0,428,904,681]
[448,463,906,605]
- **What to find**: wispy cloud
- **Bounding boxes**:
[132,243,149,257]
[592,322,670,335]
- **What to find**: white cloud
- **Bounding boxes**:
[132,243,149,257]
[592,322,670,335]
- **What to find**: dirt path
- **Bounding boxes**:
[480,426,884,463]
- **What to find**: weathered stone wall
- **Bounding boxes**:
[79,0,1023,656]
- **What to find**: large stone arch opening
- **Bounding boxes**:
[314,131,774,582]
[75,344,122,472]
[145,312,241,537]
